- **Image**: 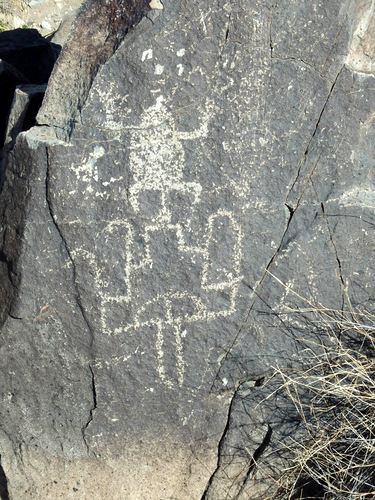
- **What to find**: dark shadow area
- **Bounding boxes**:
[0,60,29,151]
[0,29,60,84]
[22,92,45,132]
[0,29,61,151]
[291,477,325,499]
[0,457,9,500]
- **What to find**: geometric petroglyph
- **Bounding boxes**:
[70,12,271,387]
[76,97,244,387]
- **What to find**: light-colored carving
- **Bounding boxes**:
[85,96,244,387]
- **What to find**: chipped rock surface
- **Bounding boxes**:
[0,0,374,498]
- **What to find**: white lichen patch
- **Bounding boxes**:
[75,146,105,192]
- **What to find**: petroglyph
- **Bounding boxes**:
[70,5,273,389]
[75,97,244,387]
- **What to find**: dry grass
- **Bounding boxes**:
[266,279,375,499]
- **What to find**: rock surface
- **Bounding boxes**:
[4,84,47,145]
[0,0,374,498]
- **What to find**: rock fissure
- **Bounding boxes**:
[211,0,231,68]
[200,383,240,499]
[236,424,273,497]
[286,65,344,210]
[210,202,296,392]
[45,146,97,453]
[202,378,274,499]
[45,148,91,336]
[287,149,324,211]
[7,313,22,320]
[210,65,346,390]
[324,212,375,229]
[224,9,232,44]
[320,201,345,306]
[82,364,98,455]
[145,13,154,25]
[269,0,280,58]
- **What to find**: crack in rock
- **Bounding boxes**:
[201,384,239,499]
[210,65,345,392]
[202,378,273,499]
[286,65,344,210]
[45,147,94,344]
[237,424,273,498]
[320,201,345,308]
[210,202,295,392]
[269,0,280,58]
[45,146,97,454]
[82,365,98,455]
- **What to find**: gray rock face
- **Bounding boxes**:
[37,0,152,136]
[0,0,374,498]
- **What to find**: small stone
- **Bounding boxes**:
[149,0,163,9]
[13,17,24,29]
[41,21,52,31]
[28,0,47,7]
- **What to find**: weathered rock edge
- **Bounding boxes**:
[36,0,153,138]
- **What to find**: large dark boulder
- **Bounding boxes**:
[0,29,60,150]
[0,0,374,498]
[0,29,60,84]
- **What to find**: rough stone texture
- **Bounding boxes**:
[202,374,303,499]
[37,0,153,136]
[0,0,375,498]
[0,0,28,31]
[0,29,59,165]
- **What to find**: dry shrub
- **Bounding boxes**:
[268,281,375,499]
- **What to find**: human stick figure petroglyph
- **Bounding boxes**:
[67,7,272,389]
[75,96,244,388]
[104,97,243,387]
